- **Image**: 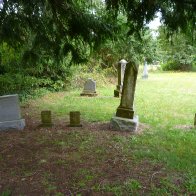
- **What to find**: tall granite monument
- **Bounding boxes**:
[114,59,128,97]
[111,61,139,132]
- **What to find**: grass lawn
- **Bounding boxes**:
[0,72,195,195]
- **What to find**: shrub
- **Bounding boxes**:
[0,73,52,96]
[161,60,192,71]
[67,64,115,90]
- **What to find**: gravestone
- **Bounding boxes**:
[0,94,25,131]
[111,61,139,132]
[41,110,53,127]
[142,60,148,79]
[69,111,82,127]
[114,59,128,97]
[80,78,97,96]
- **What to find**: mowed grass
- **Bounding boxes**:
[36,74,195,168]
[134,72,196,176]
[0,72,195,195]
[37,72,196,127]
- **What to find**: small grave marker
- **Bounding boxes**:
[69,111,82,127]
[41,110,53,127]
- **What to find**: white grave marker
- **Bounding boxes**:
[80,78,97,96]
[142,60,148,79]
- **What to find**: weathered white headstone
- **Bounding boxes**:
[80,78,97,96]
[0,94,25,131]
[142,60,148,79]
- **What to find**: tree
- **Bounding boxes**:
[0,0,195,65]
[157,26,196,70]
[0,0,115,65]
[105,0,195,37]
[96,23,157,67]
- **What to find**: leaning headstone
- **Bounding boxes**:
[80,78,97,96]
[111,61,139,132]
[0,94,25,131]
[69,111,82,127]
[142,60,148,79]
[114,59,128,97]
[41,110,53,127]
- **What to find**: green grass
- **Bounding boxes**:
[30,72,196,194]
[36,88,119,122]
[136,72,196,127]
[37,72,196,126]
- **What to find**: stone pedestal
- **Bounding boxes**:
[41,110,53,127]
[116,107,134,119]
[69,111,82,127]
[0,119,25,131]
[0,94,25,131]
[111,116,139,132]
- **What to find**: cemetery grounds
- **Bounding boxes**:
[0,72,196,195]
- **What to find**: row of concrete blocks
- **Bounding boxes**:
[41,110,82,127]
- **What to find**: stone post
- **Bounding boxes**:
[111,61,139,132]
[41,110,52,127]
[69,111,82,127]
[114,59,128,97]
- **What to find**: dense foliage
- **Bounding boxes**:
[157,27,196,71]
[106,0,195,37]
[1,0,195,63]
[0,0,195,96]
[0,0,115,96]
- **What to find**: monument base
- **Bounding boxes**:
[80,91,97,97]
[142,75,148,79]
[111,116,139,132]
[114,90,120,97]
[0,119,25,131]
[114,85,122,97]
[116,107,134,119]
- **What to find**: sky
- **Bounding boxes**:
[147,12,162,30]
[0,0,3,9]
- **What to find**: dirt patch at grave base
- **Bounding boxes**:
[0,109,187,195]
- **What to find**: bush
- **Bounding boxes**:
[161,60,192,71]
[67,64,116,90]
[0,73,52,96]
